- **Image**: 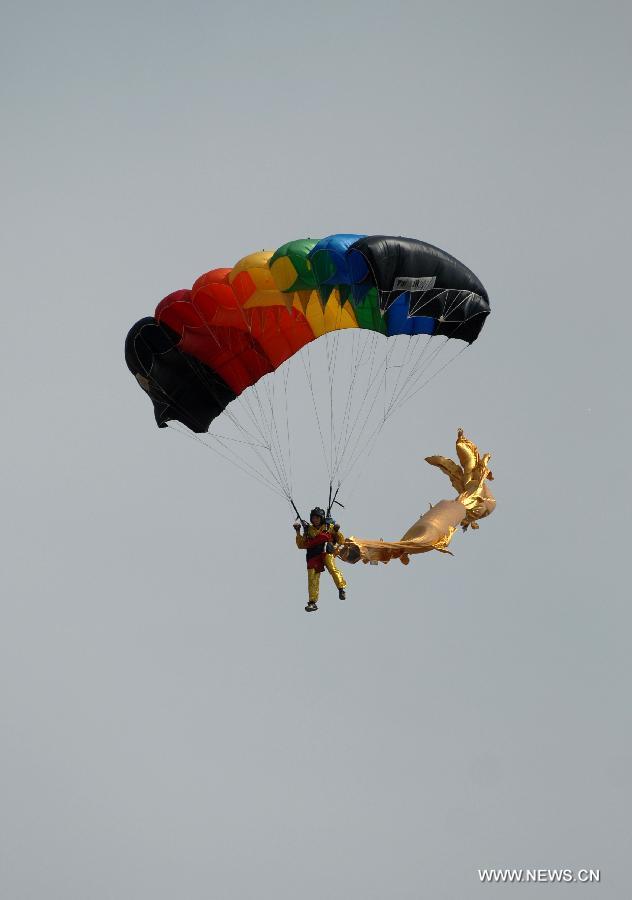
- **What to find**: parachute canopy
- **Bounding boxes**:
[125,234,490,434]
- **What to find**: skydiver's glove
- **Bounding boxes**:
[332,523,340,532]
[293,522,301,533]
[325,542,335,554]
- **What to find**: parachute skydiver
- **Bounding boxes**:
[124,235,492,595]
[293,507,347,612]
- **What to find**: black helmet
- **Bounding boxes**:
[310,507,326,522]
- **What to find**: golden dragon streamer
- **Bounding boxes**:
[337,429,495,566]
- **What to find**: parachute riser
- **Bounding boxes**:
[289,496,309,529]
[326,484,345,520]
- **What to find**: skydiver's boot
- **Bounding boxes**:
[338,588,346,600]
[305,602,318,612]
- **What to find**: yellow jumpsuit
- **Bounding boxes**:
[296,524,347,602]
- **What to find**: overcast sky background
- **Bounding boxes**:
[2,1,630,897]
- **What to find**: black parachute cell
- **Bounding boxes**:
[125,317,236,432]
[350,236,490,343]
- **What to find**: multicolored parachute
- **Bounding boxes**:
[125,234,490,503]
[126,234,489,429]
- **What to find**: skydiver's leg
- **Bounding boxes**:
[307,569,320,609]
[325,554,346,590]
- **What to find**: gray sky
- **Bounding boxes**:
[2,1,630,897]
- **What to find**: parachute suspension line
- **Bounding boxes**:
[308,291,361,495]
[341,422,385,506]
[139,352,282,490]
[263,313,291,474]
[390,341,471,417]
[211,387,291,493]
[337,343,471,489]
[277,366,294,499]
[331,330,392,486]
[325,326,335,477]
[161,336,262,447]
[336,332,418,485]
[382,333,425,419]
[389,339,449,414]
[250,380,280,485]
[381,333,418,422]
[386,290,475,412]
[216,424,293,498]
[387,333,434,412]
[300,340,332,485]
[245,378,294,488]
[220,301,289,495]
[166,423,289,501]
[232,390,269,448]
[250,379,292,499]
[198,369,298,500]
[335,336,454,489]
[282,359,294,502]
[211,428,289,498]
[342,344,456,493]
[332,328,377,483]
[341,411,399,509]
[330,328,359,476]
[231,301,276,453]
[380,333,392,423]
[186,288,294,500]
[330,294,357,482]
[329,329,381,485]
[385,294,477,419]
[376,289,434,417]
[336,419,384,489]
[139,347,291,496]
[385,335,448,418]
[210,391,296,504]
[195,432,268,448]
[261,374,293,499]
[213,396,267,448]
[323,296,346,482]
[282,302,306,499]
[337,340,439,485]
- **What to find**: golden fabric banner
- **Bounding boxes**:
[337,429,495,566]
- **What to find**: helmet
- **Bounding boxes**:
[310,507,326,522]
